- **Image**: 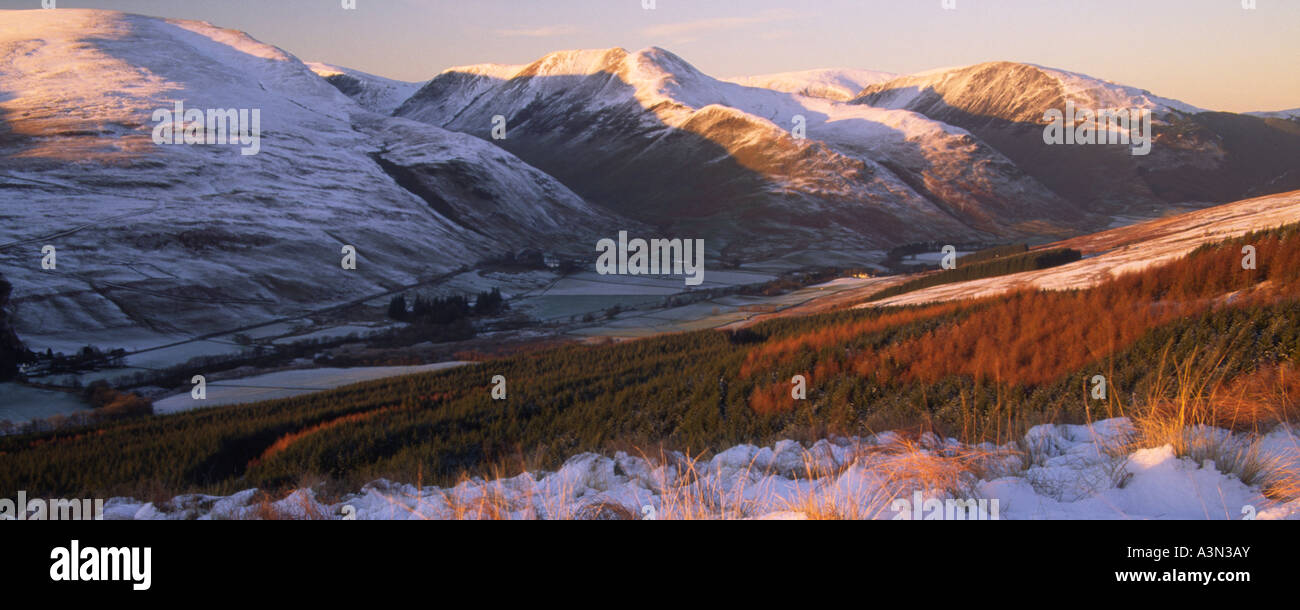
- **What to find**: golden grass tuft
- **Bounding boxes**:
[1098,348,1300,506]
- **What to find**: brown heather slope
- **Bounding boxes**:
[747,221,1300,414]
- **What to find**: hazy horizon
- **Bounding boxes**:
[1,0,1297,113]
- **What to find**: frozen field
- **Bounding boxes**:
[270,324,388,345]
[574,277,877,338]
[0,383,87,424]
[514,294,667,322]
[152,362,471,414]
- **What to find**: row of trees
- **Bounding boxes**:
[0,276,34,381]
[869,248,1082,301]
[386,288,506,325]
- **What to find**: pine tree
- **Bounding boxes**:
[387,294,407,321]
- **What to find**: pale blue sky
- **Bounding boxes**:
[5,0,1298,112]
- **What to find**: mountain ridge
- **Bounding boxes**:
[850,61,1300,213]
[397,46,1091,259]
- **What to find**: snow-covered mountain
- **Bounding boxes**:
[1247,108,1300,120]
[724,68,897,102]
[400,62,529,123]
[0,10,623,351]
[397,47,1087,259]
[305,62,423,114]
[854,61,1204,121]
[851,62,1300,211]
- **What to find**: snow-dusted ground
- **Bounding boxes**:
[268,324,386,346]
[100,418,1300,520]
[151,362,470,413]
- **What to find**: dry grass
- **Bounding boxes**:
[572,502,637,520]
[1213,363,1300,429]
[1095,348,1300,505]
[347,436,1011,521]
[246,489,334,520]
[780,436,1010,519]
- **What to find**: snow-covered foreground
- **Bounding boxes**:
[101,418,1300,520]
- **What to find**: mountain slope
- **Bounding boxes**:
[851,62,1300,212]
[397,47,1086,260]
[0,10,622,351]
[1246,108,1300,120]
[305,62,423,114]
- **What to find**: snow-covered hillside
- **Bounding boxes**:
[851,62,1300,212]
[1246,108,1300,120]
[398,47,1084,257]
[396,62,528,123]
[861,189,1300,308]
[724,68,897,101]
[306,62,423,114]
[97,418,1300,520]
[0,10,623,352]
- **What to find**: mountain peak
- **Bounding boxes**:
[515,47,630,78]
[438,62,527,80]
[854,61,1203,119]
